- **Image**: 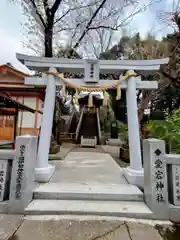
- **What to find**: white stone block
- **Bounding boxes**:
[80,136,97,147]
[143,139,169,219]
[9,136,38,213]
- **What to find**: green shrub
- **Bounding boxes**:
[145,109,180,154]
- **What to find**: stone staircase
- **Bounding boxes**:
[25,182,156,219]
[59,133,76,143]
[25,152,157,220]
[61,107,76,133]
[33,183,143,201]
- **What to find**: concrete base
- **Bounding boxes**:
[35,164,55,183]
[123,167,144,189]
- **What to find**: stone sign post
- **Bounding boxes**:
[172,165,180,206]
[164,154,180,222]
[0,151,14,202]
[143,139,169,219]
[8,135,38,213]
[0,160,9,202]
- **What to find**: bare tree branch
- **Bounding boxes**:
[11,0,155,58]
[54,9,71,24]
[73,0,108,49]
[29,0,46,28]
[54,0,102,25]
[51,0,63,14]
[73,0,152,49]
[43,0,49,15]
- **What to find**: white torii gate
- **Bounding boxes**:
[17,53,169,188]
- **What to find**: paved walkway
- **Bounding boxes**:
[2,214,173,240]
[50,151,127,185]
[50,144,128,168]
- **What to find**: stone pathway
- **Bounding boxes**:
[52,143,129,168]
[0,215,23,240]
[49,151,127,185]
[49,143,76,160]
[6,216,169,240]
[71,146,105,153]
[102,145,129,168]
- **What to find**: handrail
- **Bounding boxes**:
[66,107,75,132]
[96,108,101,144]
[76,107,84,141]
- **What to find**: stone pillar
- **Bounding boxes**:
[123,70,144,188]
[9,136,38,213]
[143,139,169,219]
[35,68,56,182]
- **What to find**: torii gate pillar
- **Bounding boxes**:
[35,67,56,182]
[123,70,143,188]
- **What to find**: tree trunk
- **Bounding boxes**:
[44,12,54,58]
[45,27,53,57]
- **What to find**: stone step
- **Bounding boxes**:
[25,199,155,219]
[33,183,143,201]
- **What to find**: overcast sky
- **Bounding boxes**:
[0,0,174,73]
[0,0,29,72]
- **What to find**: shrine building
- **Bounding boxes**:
[0,64,44,143]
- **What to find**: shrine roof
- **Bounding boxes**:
[0,93,42,114]
[0,64,32,79]
[16,53,169,74]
